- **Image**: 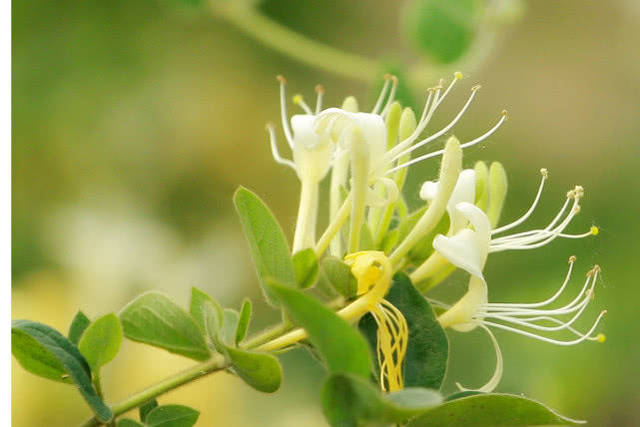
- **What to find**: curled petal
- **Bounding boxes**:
[456,324,503,393]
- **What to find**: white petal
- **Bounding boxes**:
[434,230,486,279]
[448,169,476,232]
[291,114,332,182]
[455,202,492,242]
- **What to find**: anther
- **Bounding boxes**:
[593,264,601,273]
[501,109,508,118]
[454,71,463,80]
[596,333,606,343]
[383,73,392,80]
[292,94,303,104]
[471,84,482,92]
[265,122,275,131]
[569,255,577,263]
[590,226,599,235]
[314,84,325,94]
[540,168,548,178]
[276,75,286,84]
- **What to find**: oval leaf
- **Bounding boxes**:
[407,393,585,426]
[266,280,372,379]
[322,373,442,426]
[292,248,319,289]
[221,308,240,347]
[360,273,448,390]
[68,310,91,345]
[78,313,123,371]
[119,292,210,361]
[233,187,296,305]
[11,320,112,422]
[12,327,69,383]
[146,404,200,427]
[226,346,282,393]
[117,419,144,427]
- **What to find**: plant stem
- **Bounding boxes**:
[240,321,292,350]
[211,2,379,83]
[79,354,229,427]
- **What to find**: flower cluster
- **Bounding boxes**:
[267,73,603,393]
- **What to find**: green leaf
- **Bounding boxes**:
[12,324,69,383]
[403,0,481,64]
[117,420,144,427]
[146,405,200,427]
[406,393,585,426]
[68,311,91,345]
[11,320,112,422]
[321,256,357,298]
[233,187,296,305]
[266,280,372,379]
[359,274,448,390]
[322,373,442,426]
[359,222,375,250]
[220,308,240,346]
[78,313,123,372]
[139,398,159,422]
[235,299,252,345]
[201,300,223,352]
[120,292,210,361]
[292,248,319,289]
[226,346,282,393]
[189,287,223,334]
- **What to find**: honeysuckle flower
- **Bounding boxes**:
[434,257,606,392]
[414,168,598,282]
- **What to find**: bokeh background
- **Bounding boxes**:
[12,0,640,425]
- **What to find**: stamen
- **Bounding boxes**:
[371,74,392,115]
[314,84,324,114]
[371,299,408,392]
[481,310,606,346]
[266,123,296,169]
[388,85,482,163]
[492,168,548,235]
[277,75,294,149]
[486,256,576,309]
[385,110,507,175]
[456,324,503,393]
[380,75,399,117]
[292,94,313,115]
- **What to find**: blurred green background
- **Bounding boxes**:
[12,0,640,425]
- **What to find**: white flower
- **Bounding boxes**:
[420,168,477,233]
[432,169,597,281]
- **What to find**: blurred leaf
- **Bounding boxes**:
[233,187,296,306]
[117,419,144,427]
[139,399,159,422]
[266,279,372,379]
[292,248,319,289]
[146,405,200,427]
[78,313,122,372]
[406,393,585,426]
[68,311,91,345]
[202,300,224,353]
[235,299,252,345]
[226,346,282,393]
[221,308,240,346]
[380,228,400,254]
[11,320,112,422]
[322,373,442,426]
[359,222,375,250]
[321,256,357,298]
[120,292,210,361]
[360,274,448,390]
[445,390,483,401]
[189,286,223,334]
[403,0,480,64]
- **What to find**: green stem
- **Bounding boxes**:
[211,2,379,83]
[240,321,292,350]
[80,354,229,427]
